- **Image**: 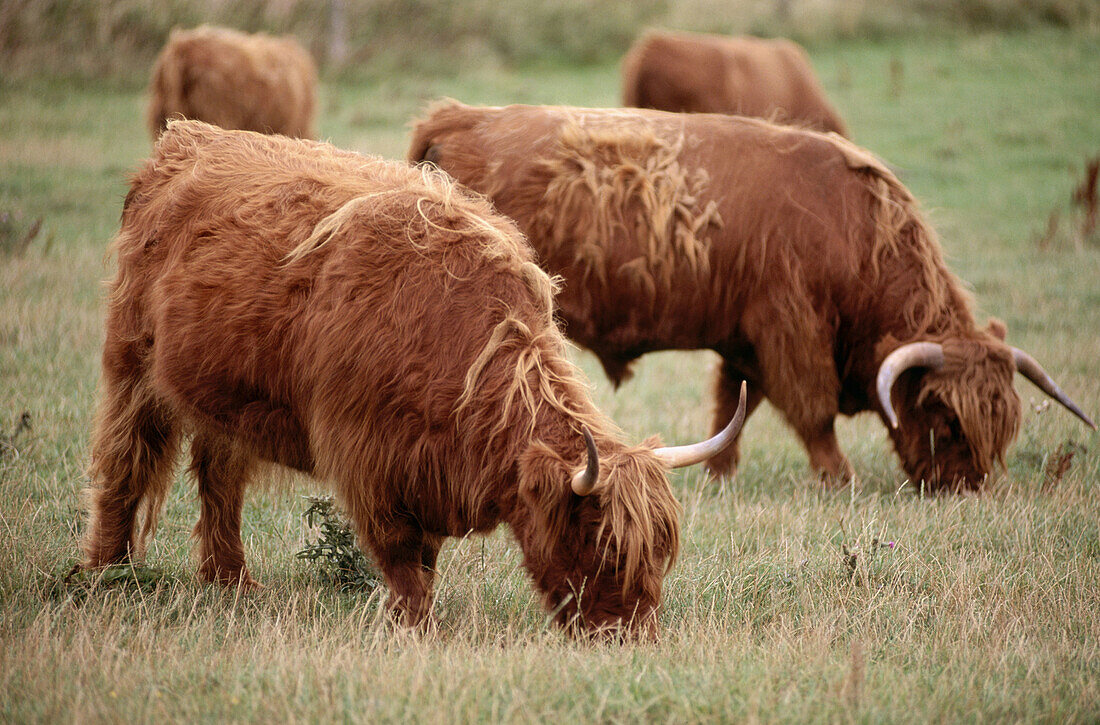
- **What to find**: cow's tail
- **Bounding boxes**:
[83,166,182,568]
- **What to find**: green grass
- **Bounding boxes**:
[2,29,1100,722]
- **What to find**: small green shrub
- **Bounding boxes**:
[297,496,381,592]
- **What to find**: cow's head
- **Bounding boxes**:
[516,384,747,638]
[876,321,1095,490]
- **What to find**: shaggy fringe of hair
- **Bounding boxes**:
[456,312,608,444]
[828,133,966,335]
[286,166,522,264]
[864,176,957,334]
[918,338,1020,476]
[834,133,1020,481]
[596,444,681,593]
[521,436,680,597]
[455,310,679,595]
[529,119,722,292]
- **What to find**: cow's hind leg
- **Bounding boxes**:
[83,356,180,568]
[706,357,765,479]
[189,432,259,587]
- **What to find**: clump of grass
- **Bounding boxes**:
[1042,440,1086,491]
[1035,155,1100,251]
[837,518,898,585]
[1072,155,1098,238]
[0,411,32,460]
[1010,407,1090,491]
[297,496,381,592]
[51,563,174,603]
[0,211,43,257]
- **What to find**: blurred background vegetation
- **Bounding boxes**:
[2,0,1099,82]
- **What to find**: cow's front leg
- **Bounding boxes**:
[368,521,442,629]
[742,300,853,486]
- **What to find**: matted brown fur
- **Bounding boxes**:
[621,30,849,137]
[409,102,1038,491]
[82,120,681,637]
[525,119,722,297]
[146,25,317,140]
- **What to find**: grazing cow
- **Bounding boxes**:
[146,25,317,140]
[621,30,848,137]
[81,120,748,638]
[409,102,1096,491]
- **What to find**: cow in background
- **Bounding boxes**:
[621,30,848,137]
[410,102,1095,491]
[146,25,317,140]
[80,120,748,638]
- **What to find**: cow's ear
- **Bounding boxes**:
[517,442,572,553]
[986,318,1008,341]
[518,442,571,506]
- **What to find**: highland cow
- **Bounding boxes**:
[409,102,1095,490]
[621,30,848,137]
[81,120,748,637]
[146,25,317,140]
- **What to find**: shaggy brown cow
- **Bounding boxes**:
[409,102,1096,491]
[81,120,748,638]
[146,25,317,140]
[621,31,848,137]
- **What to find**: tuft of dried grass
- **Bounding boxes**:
[1042,440,1082,491]
[1035,155,1100,251]
[0,211,43,257]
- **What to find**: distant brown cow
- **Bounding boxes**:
[410,102,1095,491]
[622,31,848,137]
[80,120,748,637]
[146,25,317,140]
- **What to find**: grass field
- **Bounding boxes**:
[2,28,1099,722]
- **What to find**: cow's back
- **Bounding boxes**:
[410,104,872,372]
[147,26,317,139]
[622,31,848,136]
[116,121,548,487]
[622,32,731,114]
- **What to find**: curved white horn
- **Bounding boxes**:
[570,427,600,496]
[875,342,945,429]
[1012,348,1097,429]
[653,381,748,469]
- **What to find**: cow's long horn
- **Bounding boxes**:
[876,342,945,429]
[1012,348,1097,429]
[570,427,600,496]
[653,381,748,469]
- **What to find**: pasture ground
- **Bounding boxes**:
[2,29,1099,722]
